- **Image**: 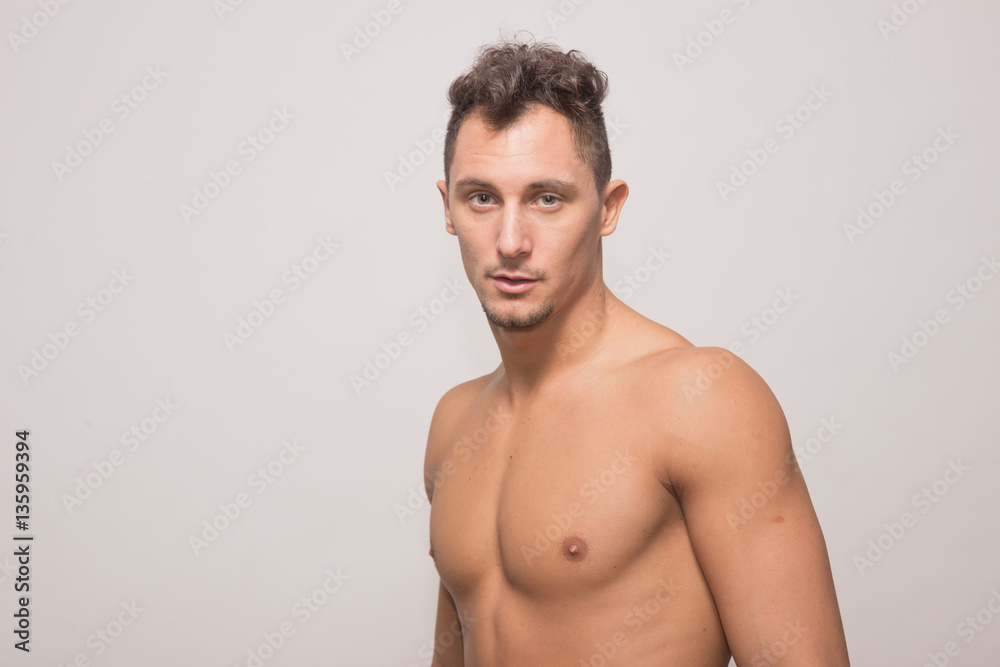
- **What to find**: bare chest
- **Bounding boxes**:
[428,396,678,599]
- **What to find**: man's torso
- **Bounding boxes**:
[426,318,732,666]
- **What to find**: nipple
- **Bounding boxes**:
[561,536,589,562]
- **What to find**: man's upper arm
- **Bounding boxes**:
[423,384,472,666]
[664,348,850,666]
[423,382,471,501]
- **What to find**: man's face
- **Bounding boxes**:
[438,105,619,330]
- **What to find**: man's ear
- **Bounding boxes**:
[437,180,456,236]
[599,179,629,237]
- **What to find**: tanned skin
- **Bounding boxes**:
[424,104,850,666]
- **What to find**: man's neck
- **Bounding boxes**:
[489,282,625,403]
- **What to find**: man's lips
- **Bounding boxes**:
[491,275,538,294]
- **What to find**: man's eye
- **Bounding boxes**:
[539,194,559,206]
[474,194,493,205]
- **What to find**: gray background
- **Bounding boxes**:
[1,0,998,665]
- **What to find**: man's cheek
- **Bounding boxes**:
[456,248,483,292]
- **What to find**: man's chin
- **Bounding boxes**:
[482,300,555,329]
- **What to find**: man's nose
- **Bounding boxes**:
[496,205,532,258]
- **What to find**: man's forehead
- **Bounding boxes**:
[451,106,590,188]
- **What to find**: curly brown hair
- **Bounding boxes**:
[443,37,612,194]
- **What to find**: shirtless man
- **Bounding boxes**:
[423,39,850,666]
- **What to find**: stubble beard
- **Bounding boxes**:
[479,261,553,329]
[481,295,555,329]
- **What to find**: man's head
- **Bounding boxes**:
[437,39,627,332]
[443,39,612,194]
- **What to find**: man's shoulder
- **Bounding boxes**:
[607,309,784,444]
[619,317,754,397]
[609,313,781,434]
[638,342,771,410]
[429,371,497,428]
[637,343,792,484]
[422,370,499,497]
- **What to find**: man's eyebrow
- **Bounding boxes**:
[452,177,578,191]
[453,178,495,190]
[528,179,578,192]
